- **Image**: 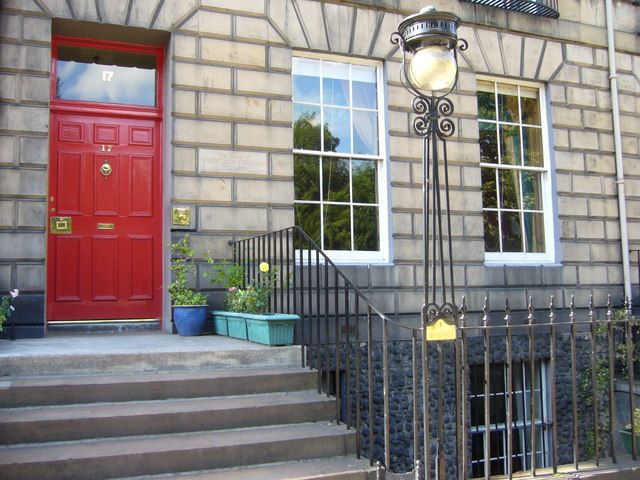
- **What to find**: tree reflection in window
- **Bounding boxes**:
[293,57,381,253]
[477,80,547,257]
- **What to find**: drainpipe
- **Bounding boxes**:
[605,0,632,302]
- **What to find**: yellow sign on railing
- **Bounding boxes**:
[425,317,456,341]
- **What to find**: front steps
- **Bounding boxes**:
[0,332,301,376]
[0,364,374,479]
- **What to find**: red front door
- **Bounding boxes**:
[47,36,164,322]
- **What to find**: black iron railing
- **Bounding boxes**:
[459,0,560,18]
[229,226,639,479]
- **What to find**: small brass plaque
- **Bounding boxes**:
[97,223,115,230]
[172,207,191,226]
[425,318,456,342]
[50,216,72,234]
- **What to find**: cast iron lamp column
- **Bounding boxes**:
[391,6,467,479]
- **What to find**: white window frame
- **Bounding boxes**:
[292,51,390,265]
[469,361,551,476]
[477,76,555,265]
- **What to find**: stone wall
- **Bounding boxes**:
[0,3,51,336]
[310,330,611,477]
[0,0,638,335]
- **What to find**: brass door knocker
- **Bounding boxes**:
[100,160,112,178]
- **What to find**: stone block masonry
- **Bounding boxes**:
[0,0,638,338]
[0,5,50,337]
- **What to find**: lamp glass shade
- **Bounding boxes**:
[407,45,457,92]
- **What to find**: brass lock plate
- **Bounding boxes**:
[50,216,72,234]
[97,223,115,230]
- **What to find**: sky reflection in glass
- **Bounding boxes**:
[56,61,155,106]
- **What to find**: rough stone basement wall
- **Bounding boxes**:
[310,332,608,476]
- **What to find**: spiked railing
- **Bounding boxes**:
[228,226,639,479]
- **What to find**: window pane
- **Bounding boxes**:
[293,75,320,104]
[323,204,351,250]
[522,127,543,167]
[491,394,506,425]
[481,168,497,208]
[500,125,521,165]
[520,87,540,125]
[479,123,498,164]
[352,160,377,204]
[56,46,156,106]
[521,171,542,210]
[292,57,320,103]
[352,65,377,109]
[477,90,496,120]
[501,211,523,252]
[293,104,321,150]
[293,57,383,254]
[354,206,379,251]
[499,169,521,209]
[497,83,519,122]
[295,203,321,246]
[323,61,349,107]
[323,157,350,202]
[352,110,378,155]
[294,155,320,201]
[324,107,351,153]
[524,212,545,253]
[483,211,500,252]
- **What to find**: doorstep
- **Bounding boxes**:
[0,331,301,377]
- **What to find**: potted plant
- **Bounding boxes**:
[621,406,640,455]
[210,261,298,345]
[169,235,208,336]
[0,288,19,333]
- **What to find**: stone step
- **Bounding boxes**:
[0,367,316,407]
[0,390,334,444]
[0,422,356,480]
[0,333,301,377]
[116,456,375,480]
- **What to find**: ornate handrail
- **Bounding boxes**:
[227,226,638,478]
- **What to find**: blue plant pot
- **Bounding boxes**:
[172,305,207,336]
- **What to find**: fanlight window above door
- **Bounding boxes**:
[55,44,157,107]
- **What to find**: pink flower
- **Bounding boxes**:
[9,289,18,299]
[228,287,237,293]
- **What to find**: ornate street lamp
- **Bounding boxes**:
[391,5,467,338]
[391,6,467,478]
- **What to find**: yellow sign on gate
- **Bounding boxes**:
[425,318,456,341]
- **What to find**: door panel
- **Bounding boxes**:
[129,236,154,300]
[54,236,82,301]
[92,236,118,301]
[47,114,162,321]
[94,153,119,215]
[130,155,153,216]
[57,152,83,214]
